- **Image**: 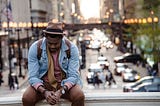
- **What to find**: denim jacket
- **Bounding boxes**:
[28,37,82,88]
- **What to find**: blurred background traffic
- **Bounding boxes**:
[0,0,160,95]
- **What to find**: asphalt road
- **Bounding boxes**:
[81,44,147,92]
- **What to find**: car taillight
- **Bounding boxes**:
[128,89,133,92]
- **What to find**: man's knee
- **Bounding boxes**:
[22,86,39,105]
[77,91,85,101]
[22,91,36,105]
[70,89,85,101]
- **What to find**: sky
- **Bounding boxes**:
[80,0,100,19]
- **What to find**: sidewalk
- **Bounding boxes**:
[0,66,28,96]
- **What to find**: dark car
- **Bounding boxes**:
[121,68,141,82]
[132,83,160,92]
[114,53,143,64]
[123,76,160,92]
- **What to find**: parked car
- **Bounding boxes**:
[97,55,107,61]
[114,63,128,75]
[114,53,143,64]
[86,63,103,84]
[105,40,114,49]
[97,55,110,68]
[132,82,160,92]
[123,76,160,92]
[121,68,141,82]
[90,40,101,50]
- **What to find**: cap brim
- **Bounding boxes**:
[43,30,65,35]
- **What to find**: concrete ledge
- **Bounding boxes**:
[0,96,22,106]
[0,92,160,106]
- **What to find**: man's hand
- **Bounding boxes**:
[44,90,60,105]
[38,85,63,105]
[54,90,62,100]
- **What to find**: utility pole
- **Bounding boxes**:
[29,0,33,37]
[6,0,12,84]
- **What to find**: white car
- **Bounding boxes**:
[114,63,128,75]
[97,55,110,68]
[105,41,114,49]
[86,63,103,83]
[90,40,101,50]
[97,56,107,61]
[122,68,141,82]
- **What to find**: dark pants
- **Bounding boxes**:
[22,83,85,106]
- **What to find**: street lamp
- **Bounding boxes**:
[71,13,74,24]
[2,22,12,77]
[14,22,23,78]
[33,23,39,40]
[26,22,32,49]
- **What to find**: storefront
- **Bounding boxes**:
[0,31,8,70]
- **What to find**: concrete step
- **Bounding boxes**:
[0,92,160,106]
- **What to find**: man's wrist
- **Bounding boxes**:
[42,89,48,95]
[60,85,68,95]
[37,85,47,94]
[63,85,68,91]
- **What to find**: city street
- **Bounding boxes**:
[0,42,147,98]
[81,43,147,93]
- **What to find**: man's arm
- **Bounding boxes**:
[61,43,81,88]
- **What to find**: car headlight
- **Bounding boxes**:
[110,44,114,48]
[124,76,129,79]
[135,75,140,80]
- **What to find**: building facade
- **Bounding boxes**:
[0,0,81,70]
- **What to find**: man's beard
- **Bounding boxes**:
[49,48,59,53]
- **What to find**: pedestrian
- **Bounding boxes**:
[93,72,101,88]
[98,71,106,89]
[146,63,152,76]
[11,56,17,69]
[151,69,157,76]
[133,44,137,54]
[105,68,116,87]
[23,58,28,70]
[8,72,19,90]
[22,21,85,106]
[0,71,4,86]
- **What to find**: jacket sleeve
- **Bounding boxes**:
[61,42,81,87]
[28,41,43,86]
